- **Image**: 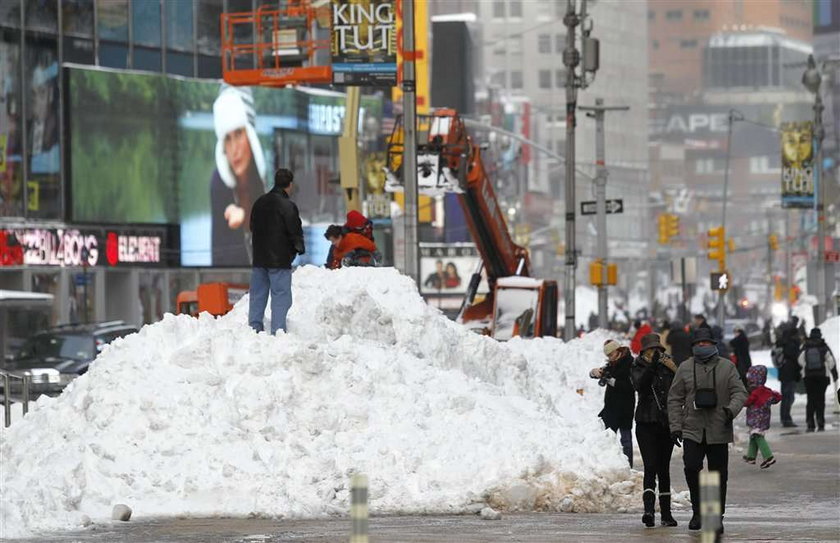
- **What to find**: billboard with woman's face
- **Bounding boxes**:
[67,67,382,267]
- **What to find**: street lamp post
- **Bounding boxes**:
[802,55,826,325]
[718,109,743,329]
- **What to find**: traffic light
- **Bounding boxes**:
[657,214,679,244]
[657,215,669,244]
[707,226,726,271]
[666,214,680,239]
[769,233,779,251]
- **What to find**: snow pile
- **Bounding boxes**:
[1,267,642,538]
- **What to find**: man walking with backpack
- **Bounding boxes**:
[798,328,838,432]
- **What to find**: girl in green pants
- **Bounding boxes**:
[743,365,782,469]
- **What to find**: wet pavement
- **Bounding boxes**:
[5,403,839,542]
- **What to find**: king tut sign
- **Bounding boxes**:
[780,121,815,209]
[331,0,397,86]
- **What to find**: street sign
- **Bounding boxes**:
[580,199,624,216]
[826,251,840,262]
[710,271,730,292]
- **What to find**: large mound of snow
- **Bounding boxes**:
[1,267,643,538]
[818,315,839,357]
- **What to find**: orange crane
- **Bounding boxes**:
[385,109,558,339]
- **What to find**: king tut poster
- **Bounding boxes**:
[331,0,397,86]
[781,121,816,209]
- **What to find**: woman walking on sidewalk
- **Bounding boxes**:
[743,365,782,469]
[631,333,679,527]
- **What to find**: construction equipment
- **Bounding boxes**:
[176,283,249,317]
[384,108,558,339]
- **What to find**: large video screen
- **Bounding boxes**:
[68,67,382,267]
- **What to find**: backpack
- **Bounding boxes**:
[771,346,785,368]
[804,346,825,376]
[341,249,382,268]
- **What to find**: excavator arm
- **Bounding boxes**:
[385,109,535,331]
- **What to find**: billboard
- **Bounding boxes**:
[418,243,488,296]
[67,67,381,267]
[780,121,816,208]
[331,0,397,86]
[0,226,177,268]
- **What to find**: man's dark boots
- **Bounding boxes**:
[642,489,655,527]
[686,468,701,530]
[659,493,678,527]
[688,513,701,530]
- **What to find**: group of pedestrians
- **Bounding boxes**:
[589,313,835,534]
[774,317,838,431]
[591,323,744,533]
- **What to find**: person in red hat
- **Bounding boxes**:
[344,210,374,242]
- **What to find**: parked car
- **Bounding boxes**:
[1,321,138,397]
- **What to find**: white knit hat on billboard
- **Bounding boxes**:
[212,84,266,189]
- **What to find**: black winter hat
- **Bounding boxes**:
[809,328,822,339]
[691,327,717,345]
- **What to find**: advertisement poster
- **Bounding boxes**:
[68,67,381,268]
[419,242,488,295]
[331,0,397,86]
[780,121,815,209]
[0,41,23,217]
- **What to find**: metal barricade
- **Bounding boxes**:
[2,371,31,428]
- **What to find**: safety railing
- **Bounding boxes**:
[1,371,31,428]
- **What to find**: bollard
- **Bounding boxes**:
[22,374,30,416]
[350,473,369,543]
[700,470,721,543]
[2,373,10,428]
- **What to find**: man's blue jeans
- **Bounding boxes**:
[248,268,292,334]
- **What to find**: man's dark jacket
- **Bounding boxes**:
[250,187,304,268]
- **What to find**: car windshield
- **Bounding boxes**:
[18,334,95,363]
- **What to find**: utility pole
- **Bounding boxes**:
[718,109,743,328]
[803,55,826,325]
[562,0,598,340]
[579,98,628,330]
[402,0,419,284]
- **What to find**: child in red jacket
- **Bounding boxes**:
[743,365,782,469]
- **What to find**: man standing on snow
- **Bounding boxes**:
[248,168,304,334]
[667,327,747,534]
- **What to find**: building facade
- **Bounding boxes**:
[0,0,383,328]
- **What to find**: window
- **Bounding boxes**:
[539,69,551,89]
[165,0,194,52]
[491,71,506,87]
[556,34,564,53]
[648,10,655,21]
[665,10,682,21]
[555,69,566,88]
[538,34,550,54]
[510,0,522,18]
[132,0,161,47]
[197,0,222,55]
[750,156,781,174]
[680,39,697,48]
[493,1,504,18]
[652,39,659,50]
[693,9,710,21]
[511,70,523,89]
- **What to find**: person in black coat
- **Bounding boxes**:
[248,168,305,334]
[667,321,692,365]
[777,326,801,427]
[632,333,679,527]
[590,339,636,467]
[729,327,752,386]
